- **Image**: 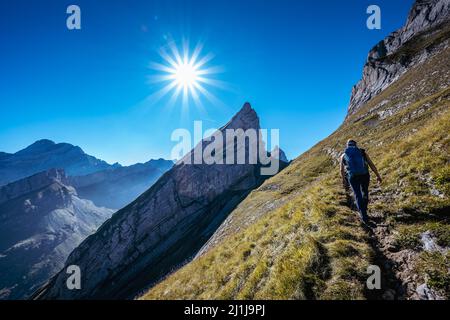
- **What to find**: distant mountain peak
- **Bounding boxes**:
[17,139,56,154]
[224,102,260,131]
[34,139,55,145]
[241,102,253,112]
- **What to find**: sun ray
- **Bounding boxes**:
[159,47,179,69]
[165,84,183,111]
[193,82,221,105]
[148,62,176,74]
[195,65,225,76]
[168,40,183,65]
[189,43,204,66]
[182,38,190,64]
[196,77,229,90]
[189,83,207,115]
[192,52,215,70]
[149,81,179,102]
[146,74,176,85]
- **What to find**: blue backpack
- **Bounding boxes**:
[344,146,368,177]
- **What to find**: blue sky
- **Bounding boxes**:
[0,0,414,165]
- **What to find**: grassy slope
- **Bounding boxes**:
[141,33,450,300]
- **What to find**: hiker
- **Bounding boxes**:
[340,140,382,225]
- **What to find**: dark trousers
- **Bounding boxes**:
[348,173,370,221]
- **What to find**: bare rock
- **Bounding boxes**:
[421,231,448,253]
[416,283,445,300]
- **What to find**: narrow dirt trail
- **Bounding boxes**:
[344,186,407,300]
[364,214,407,300]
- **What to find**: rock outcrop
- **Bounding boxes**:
[348,0,450,116]
[35,103,286,300]
[0,169,113,299]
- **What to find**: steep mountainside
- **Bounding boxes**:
[0,169,113,299]
[0,140,118,186]
[35,103,288,300]
[142,1,449,300]
[70,159,174,209]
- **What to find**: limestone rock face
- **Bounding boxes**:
[35,103,282,300]
[0,169,112,300]
[348,0,450,116]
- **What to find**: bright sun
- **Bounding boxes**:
[173,60,199,89]
[148,40,225,110]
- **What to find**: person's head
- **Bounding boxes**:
[347,139,357,147]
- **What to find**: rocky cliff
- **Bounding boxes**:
[0,169,113,299]
[35,103,287,299]
[348,0,450,116]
